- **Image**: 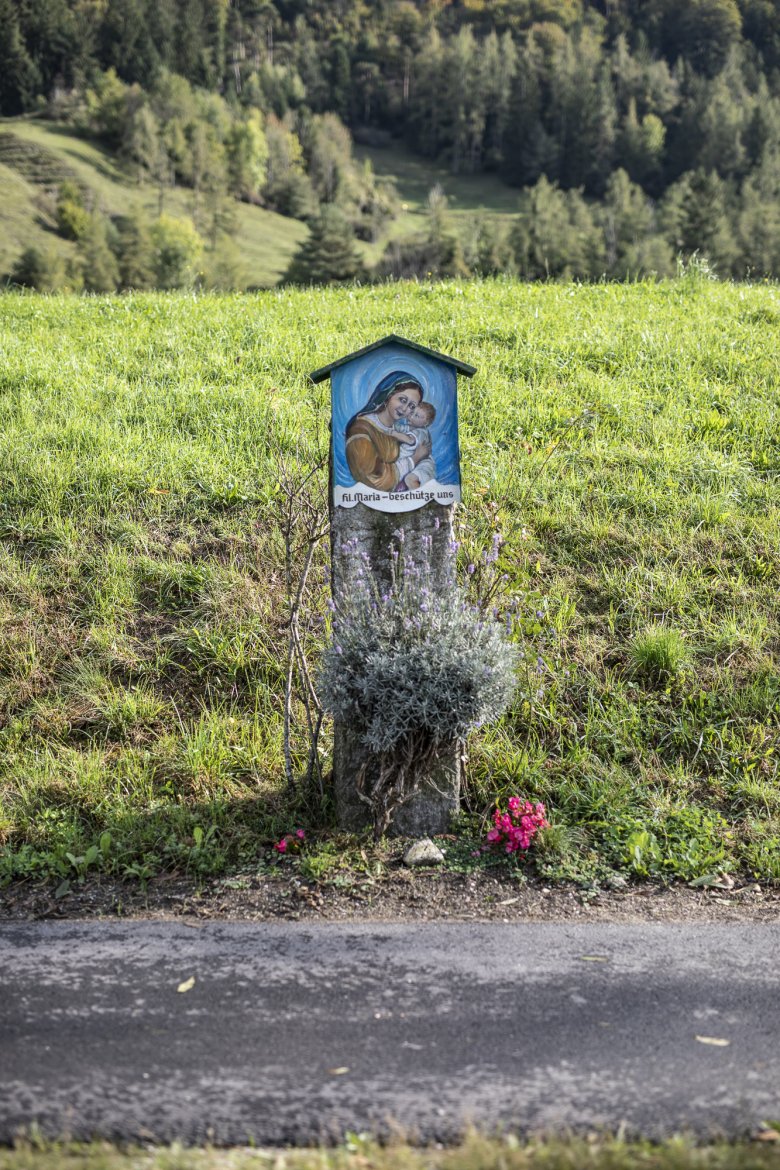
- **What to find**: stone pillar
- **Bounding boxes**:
[331,499,460,836]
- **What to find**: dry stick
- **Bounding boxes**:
[281,495,328,794]
[283,630,296,790]
[291,609,325,793]
[276,440,329,796]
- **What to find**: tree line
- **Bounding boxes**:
[3,0,780,283]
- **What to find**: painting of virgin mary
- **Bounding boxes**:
[345,371,433,492]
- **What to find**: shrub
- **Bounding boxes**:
[319,550,518,837]
[56,181,90,241]
[8,245,69,291]
[150,214,204,289]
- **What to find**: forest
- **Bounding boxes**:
[2,0,780,285]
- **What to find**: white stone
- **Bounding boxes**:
[403,838,445,867]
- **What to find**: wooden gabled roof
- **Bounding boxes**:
[309,333,477,384]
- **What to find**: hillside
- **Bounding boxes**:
[0,120,307,287]
[355,141,521,261]
[1,281,778,889]
[1,118,531,284]
[5,0,780,282]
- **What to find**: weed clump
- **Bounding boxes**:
[630,625,690,684]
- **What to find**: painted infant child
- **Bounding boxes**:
[393,400,437,490]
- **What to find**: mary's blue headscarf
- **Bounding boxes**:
[345,370,423,434]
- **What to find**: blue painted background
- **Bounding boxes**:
[332,343,461,490]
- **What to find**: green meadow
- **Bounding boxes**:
[1,277,779,889]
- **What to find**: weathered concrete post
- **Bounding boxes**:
[310,334,476,836]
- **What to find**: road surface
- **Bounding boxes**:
[1,921,778,1144]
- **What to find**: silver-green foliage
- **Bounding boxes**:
[320,556,518,756]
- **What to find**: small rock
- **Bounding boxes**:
[403,838,445,868]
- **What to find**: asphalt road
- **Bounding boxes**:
[1,921,779,1145]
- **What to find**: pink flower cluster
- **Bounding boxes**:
[486,798,548,854]
[273,828,306,854]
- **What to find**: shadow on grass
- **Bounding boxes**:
[2,785,337,887]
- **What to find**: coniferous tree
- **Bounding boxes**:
[80,214,120,292]
[663,0,742,77]
[17,0,76,93]
[425,184,468,277]
[464,215,515,276]
[662,169,739,274]
[501,35,555,187]
[0,0,40,114]
[600,168,673,277]
[618,100,666,191]
[408,28,446,158]
[511,175,603,279]
[116,209,155,289]
[283,205,366,284]
[9,245,69,291]
[99,0,161,84]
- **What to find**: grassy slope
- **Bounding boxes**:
[357,142,520,258]
[0,120,307,286]
[0,161,78,276]
[0,279,779,887]
[0,122,518,282]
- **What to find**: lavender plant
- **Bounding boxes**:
[319,546,518,837]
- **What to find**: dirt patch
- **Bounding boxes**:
[1,868,778,924]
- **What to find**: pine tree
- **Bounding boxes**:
[426,184,468,277]
[662,169,739,275]
[9,245,68,291]
[501,36,555,187]
[80,214,120,292]
[600,168,673,277]
[511,175,603,279]
[283,206,366,285]
[464,215,515,276]
[0,0,40,114]
[116,209,155,289]
[618,99,666,190]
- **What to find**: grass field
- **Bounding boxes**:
[0,120,307,286]
[0,278,779,889]
[4,1136,780,1170]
